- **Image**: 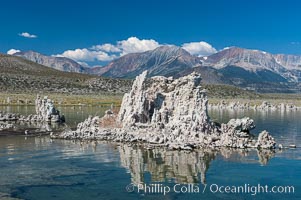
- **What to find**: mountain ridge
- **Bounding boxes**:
[0,53,132,94]
[100,45,201,78]
[14,50,89,73]
[200,47,301,83]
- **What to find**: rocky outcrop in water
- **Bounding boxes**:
[256,130,276,149]
[33,95,64,122]
[17,95,65,122]
[0,96,64,126]
[0,111,20,121]
[52,71,276,149]
[0,123,14,130]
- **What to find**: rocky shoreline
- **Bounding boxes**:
[51,71,276,150]
[209,100,300,111]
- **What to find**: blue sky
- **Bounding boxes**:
[1,0,301,66]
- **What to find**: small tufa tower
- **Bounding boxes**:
[35,95,65,122]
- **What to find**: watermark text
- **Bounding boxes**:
[125,183,295,196]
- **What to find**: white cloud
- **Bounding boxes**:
[182,41,217,56]
[91,43,121,53]
[7,49,21,55]
[54,48,117,62]
[92,37,160,55]
[117,37,160,55]
[56,37,161,63]
[77,61,90,68]
[18,32,37,38]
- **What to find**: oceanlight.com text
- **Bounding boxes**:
[126,183,295,196]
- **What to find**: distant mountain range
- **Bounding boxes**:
[14,50,89,73]
[10,46,301,93]
[99,45,201,78]
[197,47,301,92]
[200,47,301,83]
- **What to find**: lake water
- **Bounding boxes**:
[0,106,300,200]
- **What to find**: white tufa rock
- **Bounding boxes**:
[0,95,65,123]
[256,131,276,149]
[0,123,14,130]
[53,71,276,149]
[34,95,64,122]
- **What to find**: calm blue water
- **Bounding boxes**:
[0,106,300,200]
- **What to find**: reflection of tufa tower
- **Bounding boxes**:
[118,145,215,185]
[119,145,145,185]
[118,145,275,185]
